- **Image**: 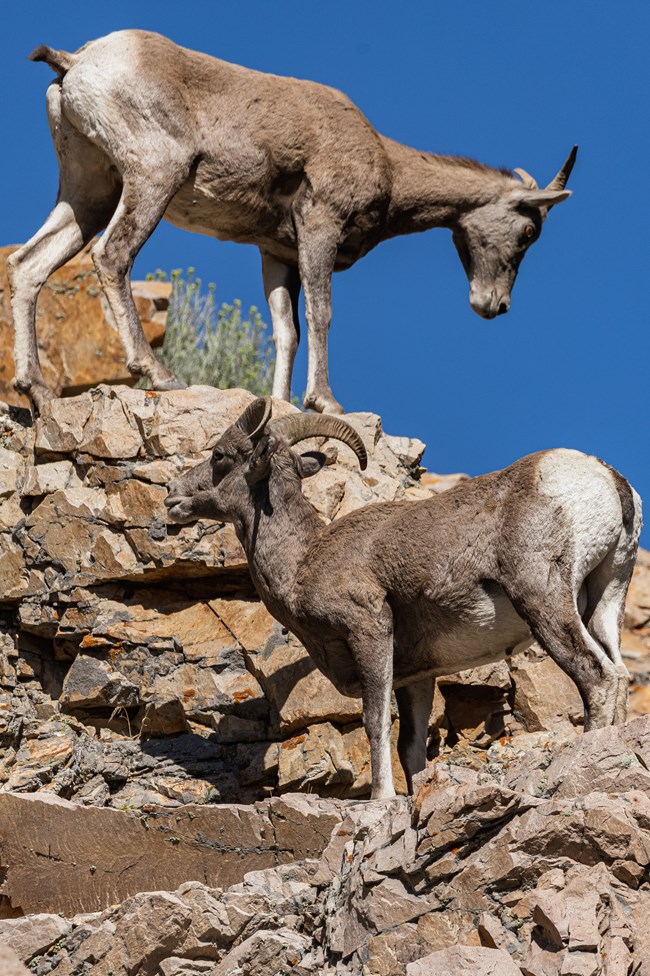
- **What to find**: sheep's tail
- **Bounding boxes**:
[28,45,77,77]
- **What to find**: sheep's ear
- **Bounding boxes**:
[236,397,272,442]
[510,187,571,210]
[245,434,276,484]
[298,451,326,479]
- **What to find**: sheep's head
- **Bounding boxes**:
[452,146,577,320]
[164,397,367,525]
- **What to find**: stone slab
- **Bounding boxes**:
[0,791,343,917]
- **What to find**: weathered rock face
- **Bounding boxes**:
[0,791,345,917]
[2,717,649,974]
[0,386,649,811]
[0,245,169,408]
[0,384,466,809]
[0,382,649,973]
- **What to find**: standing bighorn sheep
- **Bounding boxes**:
[165,399,642,799]
[10,30,576,414]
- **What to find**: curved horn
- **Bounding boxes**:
[546,145,578,192]
[270,413,368,470]
[514,167,538,190]
[236,397,272,441]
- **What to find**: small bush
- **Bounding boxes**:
[148,268,275,396]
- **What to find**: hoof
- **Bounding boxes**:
[16,384,55,418]
[303,392,345,415]
[153,376,188,392]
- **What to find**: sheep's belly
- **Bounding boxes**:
[392,583,533,683]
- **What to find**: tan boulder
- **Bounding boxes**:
[278,722,355,792]
[148,661,265,722]
[70,890,194,976]
[0,945,32,976]
[0,533,40,601]
[0,245,168,408]
[242,626,362,734]
[407,945,523,976]
[0,913,71,964]
[509,648,583,733]
[0,448,25,496]
[20,459,83,496]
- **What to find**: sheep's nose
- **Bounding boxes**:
[164,493,180,509]
[497,300,509,316]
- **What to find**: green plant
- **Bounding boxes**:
[147,268,275,395]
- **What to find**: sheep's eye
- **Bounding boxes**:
[212,451,224,462]
[524,224,535,240]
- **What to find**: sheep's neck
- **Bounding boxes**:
[382,137,513,234]
[236,472,321,623]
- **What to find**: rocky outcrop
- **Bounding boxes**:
[0,385,649,808]
[2,717,649,974]
[0,384,456,808]
[0,245,169,408]
[0,383,649,973]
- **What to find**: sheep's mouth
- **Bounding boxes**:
[163,494,194,523]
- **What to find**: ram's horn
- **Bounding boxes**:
[270,413,368,470]
[514,167,538,189]
[236,397,273,440]
[546,145,578,191]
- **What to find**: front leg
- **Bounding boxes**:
[349,603,396,800]
[260,250,301,403]
[294,201,344,414]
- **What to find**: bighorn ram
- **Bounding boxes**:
[165,399,642,799]
[11,30,576,414]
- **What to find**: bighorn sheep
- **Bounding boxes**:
[165,398,642,799]
[11,30,576,414]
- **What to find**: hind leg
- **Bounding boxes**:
[7,83,119,412]
[583,517,642,724]
[506,578,622,730]
[395,678,435,794]
[91,163,193,391]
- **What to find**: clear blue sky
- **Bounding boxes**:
[3,2,649,542]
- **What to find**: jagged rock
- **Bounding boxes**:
[0,913,71,963]
[415,776,536,860]
[66,890,194,976]
[502,716,650,800]
[4,722,650,972]
[211,928,312,975]
[20,460,83,496]
[60,654,140,712]
[509,649,583,732]
[242,626,363,734]
[0,448,25,496]
[0,945,31,976]
[406,945,523,975]
[278,722,355,792]
[139,696,191,736]
[2,720,78,792]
